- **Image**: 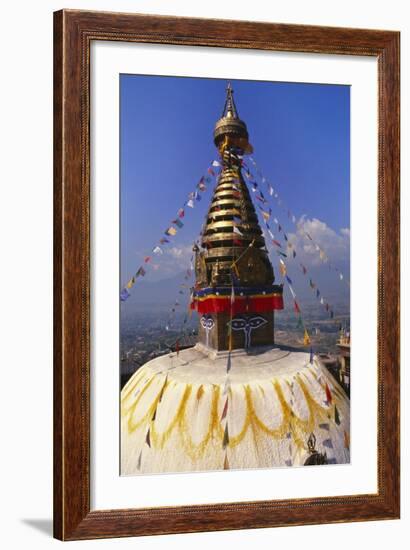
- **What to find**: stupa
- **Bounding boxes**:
[121,84,350,475]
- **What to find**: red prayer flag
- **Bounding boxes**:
[325,383,332,404]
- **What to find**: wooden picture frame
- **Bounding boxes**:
[53,9,400,540]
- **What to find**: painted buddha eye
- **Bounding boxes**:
[230,318,247,330]
[205,318,215,329]
[201,316,214,330]
[248,316,267,329]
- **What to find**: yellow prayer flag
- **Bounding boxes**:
[166,226,177,236]
[126,277,135,289]
[303,329,311,346]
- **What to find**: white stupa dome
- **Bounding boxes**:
[121,344,350,475]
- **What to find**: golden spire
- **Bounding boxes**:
[214,83,253,155]
[195,84,274,288]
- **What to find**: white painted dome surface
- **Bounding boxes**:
[121,345,350,475]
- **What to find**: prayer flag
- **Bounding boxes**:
[335,405,341,425]
[136,449,142,470]
[227,351,232,373]
[303,329,311,346]
[160,238,170,244]
[316,289,320,298]
[222,424,229,449]
[309,279,316,289]
[288,284,296,299]
[172,218,184,228]
[153,246,162,254]
[208,167,215,176]
[272,239,282,247]
[221,397,229,420]
[136,266,146,277]
[177,208,185,218]
[233,238,242,246]
[187,199,195,208]
[233,226,243,236]
[296,316,303,329]
[165,226,177,236]
[261,210,270,222]
[268,184,274,196]
[294,300,300,314]
[292,250,296,258]
[325,383,332,404]
[212,160,221,167]
[233,216,242,224]
[279,262,287,277]
[344,430,350,450]
[286,275,293,285]
[126,277,135,289]
[120,288,131,302]
[339,273,344,280]
[144,256,151,263]
[310,347,314,364]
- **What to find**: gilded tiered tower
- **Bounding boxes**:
[191,84,284,351]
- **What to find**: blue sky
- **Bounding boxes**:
[120,74,350,304]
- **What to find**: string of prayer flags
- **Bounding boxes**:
[247,156,349,286]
